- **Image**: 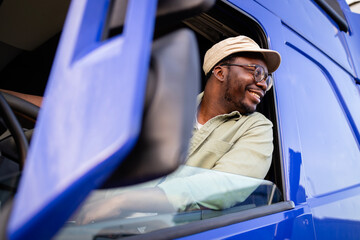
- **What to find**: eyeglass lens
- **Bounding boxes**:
[254,65,272,91]
[220,64,273,91]
[254,66,266,82]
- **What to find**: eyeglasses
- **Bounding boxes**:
[220,64,273,91]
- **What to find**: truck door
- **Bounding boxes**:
[7,0,158,239]
[6,0,203,239]
[252,0,360,239]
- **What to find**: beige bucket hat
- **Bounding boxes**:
[203,35,281,75]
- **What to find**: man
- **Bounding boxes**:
[75,35,281,224]
[181,35,281,179]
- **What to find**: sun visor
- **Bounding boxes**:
[0,0,70,50]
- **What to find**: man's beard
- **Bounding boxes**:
[224,79,255,114]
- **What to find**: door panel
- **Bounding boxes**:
[225,0,360,239]
[8,0,158,239]
[177,208,315,240]
[254,0,354,75]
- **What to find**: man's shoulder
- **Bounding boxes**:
[242,112,273,127]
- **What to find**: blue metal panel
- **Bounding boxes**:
[253,0,355,76]
[308,187,360,239]
[8,0,157,239]
[177,206,315,240]
[281,25,360,197]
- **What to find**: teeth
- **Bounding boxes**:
[249,91,260,99]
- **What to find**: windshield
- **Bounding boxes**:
[55,166,282,239]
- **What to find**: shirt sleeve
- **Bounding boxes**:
[157,169,263,211]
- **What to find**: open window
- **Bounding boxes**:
[181,1,284,193]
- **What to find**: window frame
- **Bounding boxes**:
[313,0,349,32]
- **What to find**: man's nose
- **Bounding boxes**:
[255,79,267,91]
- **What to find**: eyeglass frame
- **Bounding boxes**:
[219,63,273,91]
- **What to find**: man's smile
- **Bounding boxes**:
[247,89,264,103]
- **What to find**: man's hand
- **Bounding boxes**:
[72,187,175,225]
[0,89,43,107]
[74,196,123,225]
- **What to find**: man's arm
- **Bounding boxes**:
[0,89,43,107]
[157,168,263,211]
[74,187,175,225]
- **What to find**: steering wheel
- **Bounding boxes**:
[0,92,39,240]
[0,92,39,169]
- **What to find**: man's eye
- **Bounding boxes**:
[246,66,256,72]
[254,68,262,77]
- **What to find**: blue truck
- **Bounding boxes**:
[0,0,360,239]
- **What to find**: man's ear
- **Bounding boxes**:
[212,66,226,82]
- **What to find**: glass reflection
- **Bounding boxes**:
[55,166,282,239]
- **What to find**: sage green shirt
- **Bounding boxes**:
[158,94,274,211]
[186,109,273,179]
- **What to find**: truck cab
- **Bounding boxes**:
[0,0,360,239]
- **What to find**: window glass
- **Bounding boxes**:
[313,0,348,31]
[320,0,347,19]
[54,166,282,239]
